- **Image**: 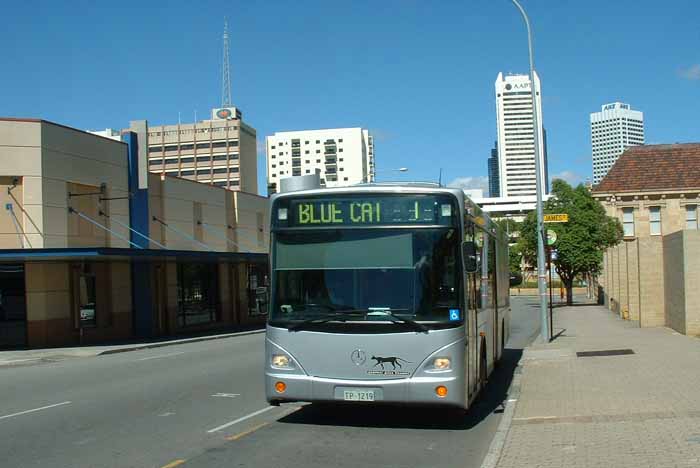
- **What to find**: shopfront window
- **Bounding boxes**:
[177,263,219,326]
[247,263,269,316]
[78,272,97,327]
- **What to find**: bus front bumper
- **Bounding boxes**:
[265,372,466,407]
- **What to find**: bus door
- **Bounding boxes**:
[465,222,480,399]
[488,237,499,364]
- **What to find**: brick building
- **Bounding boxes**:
[592,143,700,335]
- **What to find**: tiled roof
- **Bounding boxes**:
[593,143,700,193]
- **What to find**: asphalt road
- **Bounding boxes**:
[0,297,540,468]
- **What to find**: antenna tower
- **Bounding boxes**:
[221,18,232,108]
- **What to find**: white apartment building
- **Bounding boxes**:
[266,128,374,194]
[495,72,548,198]
[590,102,644,185]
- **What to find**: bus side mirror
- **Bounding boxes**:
[463,241,478,273]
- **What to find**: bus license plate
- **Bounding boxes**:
[343,390,375,401]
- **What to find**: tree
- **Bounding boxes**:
[517,180,622,305]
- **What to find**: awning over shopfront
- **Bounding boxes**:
[0,248,267,263]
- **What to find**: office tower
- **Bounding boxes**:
[590,102,644,185]
[494,72,548,197]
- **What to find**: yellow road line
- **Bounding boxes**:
[160,459,186,468]
[224,421,269,441]
[223,405,302,442]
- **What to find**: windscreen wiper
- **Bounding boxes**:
[287,311,365,332]
[366,309,429,333]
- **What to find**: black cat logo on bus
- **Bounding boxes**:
[370,355,412,370]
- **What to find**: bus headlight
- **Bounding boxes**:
[433,357,451,370]
[271,354,292,369]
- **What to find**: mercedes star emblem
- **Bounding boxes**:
[351,349,366,366]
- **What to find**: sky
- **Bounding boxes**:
[1,0,698,196]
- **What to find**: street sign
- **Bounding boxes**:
[546,229,557,246]
[544,213,569,223]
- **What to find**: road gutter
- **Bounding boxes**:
[478,360,523,468]
[99,329,266,355]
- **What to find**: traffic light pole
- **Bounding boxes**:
[548,247,553,341]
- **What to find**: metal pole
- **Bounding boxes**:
[511,0,549,343]
[548,248,553,341]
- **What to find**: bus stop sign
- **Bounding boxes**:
[546,229,557,246]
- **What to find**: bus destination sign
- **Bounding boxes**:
[282,195,456,227]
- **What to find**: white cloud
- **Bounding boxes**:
[551,170,583,185]
[679,64,700,81]
[447,176,490,195]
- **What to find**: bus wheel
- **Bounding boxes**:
[479,335,488,387]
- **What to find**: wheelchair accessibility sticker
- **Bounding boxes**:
[449,309,460,321]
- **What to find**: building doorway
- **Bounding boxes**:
[0,264,27,349]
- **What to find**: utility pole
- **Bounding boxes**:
[510,0,549,343]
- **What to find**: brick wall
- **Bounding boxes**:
[682,230,700,336]
[663,231,686,334]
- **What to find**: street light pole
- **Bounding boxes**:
[510,0,549,343]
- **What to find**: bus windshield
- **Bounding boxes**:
[270,228,461,327]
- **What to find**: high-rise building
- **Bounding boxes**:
[590,102,644,185]
[488,140,500,197]
[145,107,258,194]
[266,128,374,194]
[494,72,548,197]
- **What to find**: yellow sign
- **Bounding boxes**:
[544,214,569,223]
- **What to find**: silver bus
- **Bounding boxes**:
[265,184,510,409]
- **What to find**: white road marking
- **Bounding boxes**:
[212,393,240,398]
[158,412,176,417]
[0,401,72,421]
[206,406,276,433]
[137,352,186,361]
[0,358,41,365]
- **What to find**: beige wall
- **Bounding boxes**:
[664,231,686,334]
[663,230,700,336]
[41,122,130,248]
[0,176,25,248]
[154,175,228,251]
[233,191,269,253]
[0,121,43,248]
[596,190,700,335]
[0,120,131,249]
[683,231,700,336]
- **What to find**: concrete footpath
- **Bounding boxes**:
[0,327,264,367]
[492,302,700,468]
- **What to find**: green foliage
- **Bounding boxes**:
[494,218,521,237]
[517,180,623,303]
[508,243,522,273]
